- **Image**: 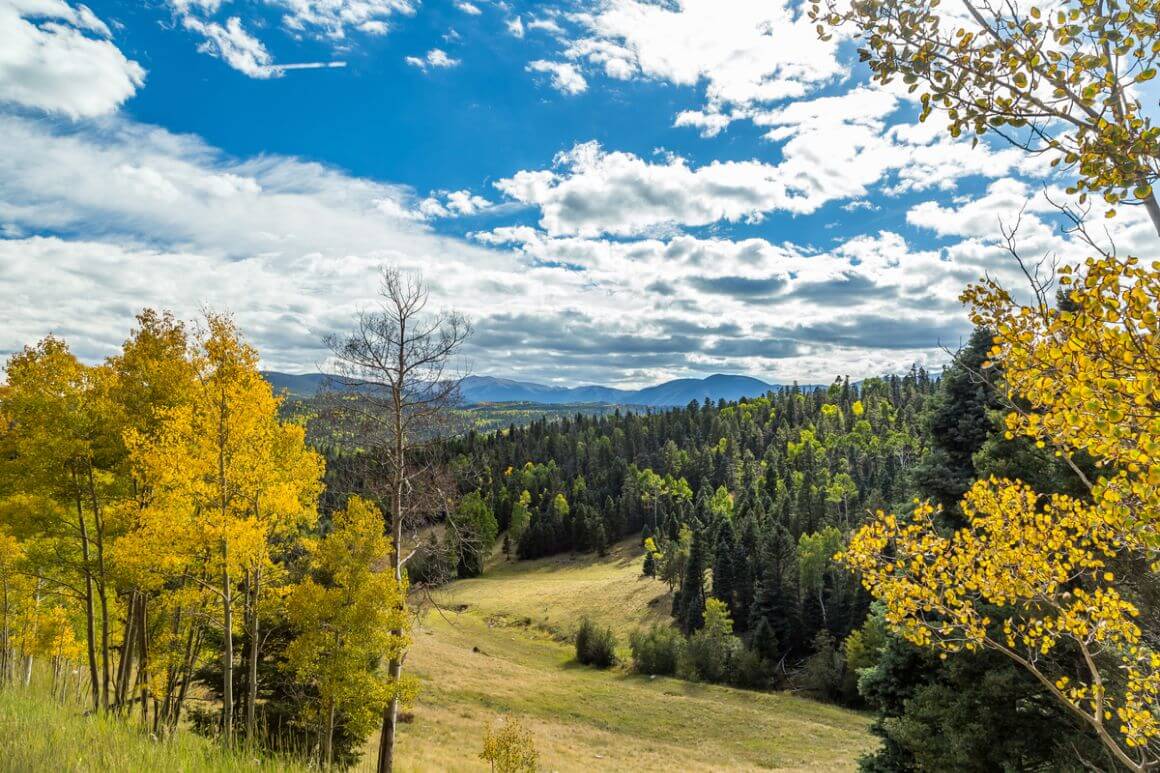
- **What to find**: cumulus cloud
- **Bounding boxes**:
[0,105,1025,386]
[527,16,564,35]
[0,0,145,116]
[455,1,482,15]
[406,48,460,71]
[419,189,493,218]
[551,0,844,114]
[526,60,587,94]
[506,16,524,37]
[493,116,1028,238]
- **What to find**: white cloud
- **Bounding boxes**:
[506,15,524,37]
[0,107,1005,386]
[358,20,389,34]
[172,4,348,77]
[405,48,460,71]
[0,0,145,116]
[165,0,413,74]
[273,0,418,39]
[182,16,276,78]
[455,1,482,15]
[527,16,564,35]
[0,113,553,372]
[560,0,844,111]
[526,59,587,94]
[493,111,1028,238]
[419,189,493,218]
[907,178,1157,259]
[1,107,1124,386]
[673,108,736,138]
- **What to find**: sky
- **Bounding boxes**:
[1,0,1155,387]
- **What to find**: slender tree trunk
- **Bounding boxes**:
[1,577,10,687]
[222,553,234,744]
[115,592,137,708]
[377,341,407,773]
[137,595,150,725]
[74,483,101,712]
[218,385,234,746]
[245,565,260,742]
[323,700,336,770]
[87,467,111,711]
[170,623,203,732]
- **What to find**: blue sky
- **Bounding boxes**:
[1,0,1154,386]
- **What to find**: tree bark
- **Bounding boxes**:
[377,327,408,773]
[218,384,234,746]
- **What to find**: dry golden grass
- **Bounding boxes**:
[356,539,875,772]
[430,538,674,641]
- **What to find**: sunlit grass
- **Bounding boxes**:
[0,685,306,773]
[374,538,874,772]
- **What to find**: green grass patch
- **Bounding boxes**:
[0,687,304,773]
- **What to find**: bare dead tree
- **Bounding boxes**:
[321,266,471,773]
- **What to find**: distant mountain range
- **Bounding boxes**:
[261,371,787,407]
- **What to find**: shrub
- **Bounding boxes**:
[679,629,739,683]
[575,617,617,668]
[677,598,740,683]
[800,630,844,701]
[629,624,683,676]
[480,716,538,772]
[728,645,773,689]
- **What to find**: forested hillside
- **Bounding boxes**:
[441,372,933,655]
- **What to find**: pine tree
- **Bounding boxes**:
[711,519,738,619]
[676,531,708,633]
[747,523,799,661]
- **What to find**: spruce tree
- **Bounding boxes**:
[677,532,708,633]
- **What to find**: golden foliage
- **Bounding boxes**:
[480,715,539,773]
[842,255,1159,770]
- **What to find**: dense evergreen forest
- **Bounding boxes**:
[445,371,933,645]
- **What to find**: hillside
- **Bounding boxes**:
[386,539,874,771]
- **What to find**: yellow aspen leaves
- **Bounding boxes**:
[842,255,1159,768]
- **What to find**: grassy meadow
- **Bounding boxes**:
[384,539,874,771]
[0,539,872,772]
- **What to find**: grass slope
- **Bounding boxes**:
[0,688,305,773]
[383,539,874,772]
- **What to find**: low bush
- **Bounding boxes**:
[629,624,683,675]
[575,617,618,668]
[728,645,773,689]
[678,630,739,683]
